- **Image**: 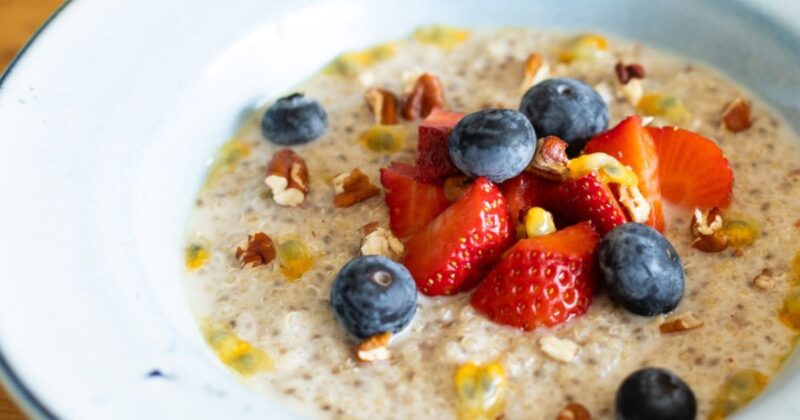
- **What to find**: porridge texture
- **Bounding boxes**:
[184,27,800,419]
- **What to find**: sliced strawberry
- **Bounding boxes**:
[647,126,734,209]
[380,163,450,239]
[547,172,627,235]
[584,116,665,231]
[416,109,466,182]
[471,222,600,330]
[499,172,559,227]
[403,178,512,296]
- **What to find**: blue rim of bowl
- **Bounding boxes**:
[0,1,72,417]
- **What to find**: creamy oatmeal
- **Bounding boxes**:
[183,27,800,419]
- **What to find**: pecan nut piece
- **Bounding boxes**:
[722,97,752,132]
[659,312,704,333]
[521,52,546,92]
[365,87,399,125]
[356,332,392,362]
[333,168,380,208]
[235,232,276,268]
[528,136,570,182]
[690,207,729,252]
[615,61,646,85]
[265,149,309,207]
[556,402,592,420]
[401,73,446,120]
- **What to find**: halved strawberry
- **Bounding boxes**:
[499,172,558,227]
[403,178,512,296]
[647,126,734,209]
[584,116,665,231]
[416,109,466,182]
[380,163,450,239]
[471,222,600,330]
[547,172,627,235]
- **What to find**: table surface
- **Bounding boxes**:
[1,1,64,417]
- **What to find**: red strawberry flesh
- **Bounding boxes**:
[547,172,627,235]
[380,163,450,239]
[416,109,466,182]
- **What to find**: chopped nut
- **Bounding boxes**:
[359,221,381,235]
[722,98,752,132]
[356,332,392,362]
[521,52,548,92]
[752,268,776,291]
[659,312,704,333]
[444,175,471,202]
[540,336,579,362]
[401,73,446,120]
[795,219,800,229]
[333,168,380,208]
[621,79,643,106]
[235,232,276,268]
[360,227,405,260]
[265,149,308,207]
[365,87,399,125]
[528,136,570,182]
[615,61,646,84]
[556,402,592,420]
[690,207,729,252]
[617,184,651,223]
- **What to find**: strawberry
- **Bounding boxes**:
[584,116,665,231]
[416,109,466,182]
[403,177,512,296]
[547,172,627,235]
[499,172,558,227]
[647,126,733,209]
[471,222,600,330]
[380,163,450,239]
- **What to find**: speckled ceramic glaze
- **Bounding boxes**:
[0,0,799,419]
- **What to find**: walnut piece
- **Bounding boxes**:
[401,73,446,120]
[690,207,729,252]
[235,232,276,268]
[265,149,309,207]
[528,136,570,182]
[521,52,548,92]
[659,312,704,334]
[722,98,752,132]
[557,402,592,420]
[360,227,404,261]
[540,336,579,362]
[752,268,776,291]
[333,168,380,208]
[365,87,399,125]
[356,332,392,362]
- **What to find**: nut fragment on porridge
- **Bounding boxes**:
[521,52,547,92]
[752,268,776,291]
[690,207,729,252]
[235,232,276,268]
[721,97,753,132]
[556,402,592,420]
[540,336,579,362]
[659,311,704,334]
[332,168,380,208]
[614,61,646,85]
[527,136,570,182]
[264,149,309,207]
[365,87,399,125]
[360,227,404,261]
[401,72,446,120]
[355,331,392,363]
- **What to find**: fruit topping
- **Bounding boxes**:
[449,109,537,183]
[454,362,507,420]
[709,370,769,420]
[567,153,638,186]
[499,171,558,228]
[558,34,608,63]
[360,227,404,261]
[332,168,380,208]
[721,98,752,132]
[557,402,592,420]
[615,368,697,420]
[527,136,570,182]
[779,289,800,330]
[330,255,417,339]
[444,174,472,202]
[547,172,628,235]
[235,232,276,269]
[412,25,470,50]
[360,124,408,153]
[471,222,599,330]
[185,237,211,271]
[261,93,328,145]
[722,213,759,248]
[615,61,646,85]
[324,43,396,76]
[417,109,466,181]
[403,178,511,296]
[637,93,687,122]
[276,239,313,281]
[265,149,309,207]
[365,87,400,125]
[584,116,664,231]
[520,78,609,156]
[380,163,450,239]
[205,326,274,376]
[599,223,684,316]
[401,72,446,120]
[648,126,734,209]
[524,207,556,239]
[792,252,800,281]
[206,138,251,187]
[689,207,729,253]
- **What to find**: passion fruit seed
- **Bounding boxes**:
[205,327,274,376]
[454,362,507,420]
[185,239,211,271]
[324,43,397,76]
[567,152,638,186]
[779,289,800,330]
[412,25,470,50]
[637,93,688,121]
[792,252,800,282]
[205,138,252,186]
[360,125,407,152]
[277,239,314,281]
[558,34,608,63]
[709,370,769,420]
[524,207,556,238]
[723,215,760,248]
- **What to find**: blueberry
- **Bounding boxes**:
[261,93,328,145]
[330,256,417,339]
[448,109,536,183]
[599,223,685,316]
[519,78,608,156]
[616,368,697,420]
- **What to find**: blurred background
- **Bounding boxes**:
[1,0,62,416]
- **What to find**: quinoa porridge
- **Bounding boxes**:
[183,27,800,419]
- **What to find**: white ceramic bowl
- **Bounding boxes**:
[1,0,800,418]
